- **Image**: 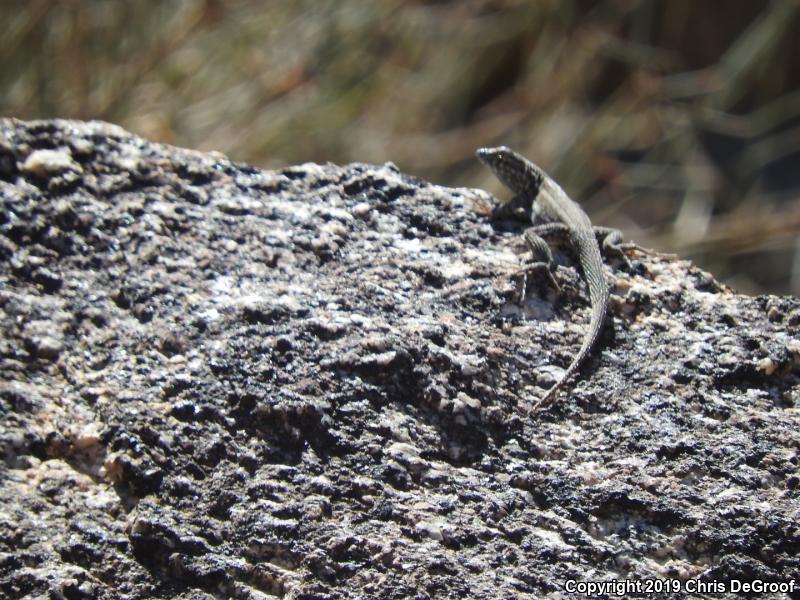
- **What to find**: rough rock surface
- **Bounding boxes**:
[1,119,799,599]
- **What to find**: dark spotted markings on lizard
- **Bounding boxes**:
[477,146,630,412]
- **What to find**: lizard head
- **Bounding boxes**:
[476,146,541,196]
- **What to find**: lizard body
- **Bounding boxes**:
[477,146,618,411]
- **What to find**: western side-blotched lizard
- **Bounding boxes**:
[477,146,628,411]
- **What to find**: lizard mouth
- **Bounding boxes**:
[476,146,530,193]
[475,146,512,168]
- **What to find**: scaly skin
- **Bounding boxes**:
[477,146,609,411]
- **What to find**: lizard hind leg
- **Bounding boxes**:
[521,229,561,296]
[519,221,574,296]
[593,226,648,269]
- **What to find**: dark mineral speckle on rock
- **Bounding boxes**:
[1,119,799,598]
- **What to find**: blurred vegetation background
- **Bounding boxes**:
[3,0,800,295]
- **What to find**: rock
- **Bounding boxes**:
[1,118,799,598]
[21,148,82,178]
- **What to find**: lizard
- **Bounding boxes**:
[476,146,628,411]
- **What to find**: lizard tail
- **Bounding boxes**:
[530,282,609,412]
